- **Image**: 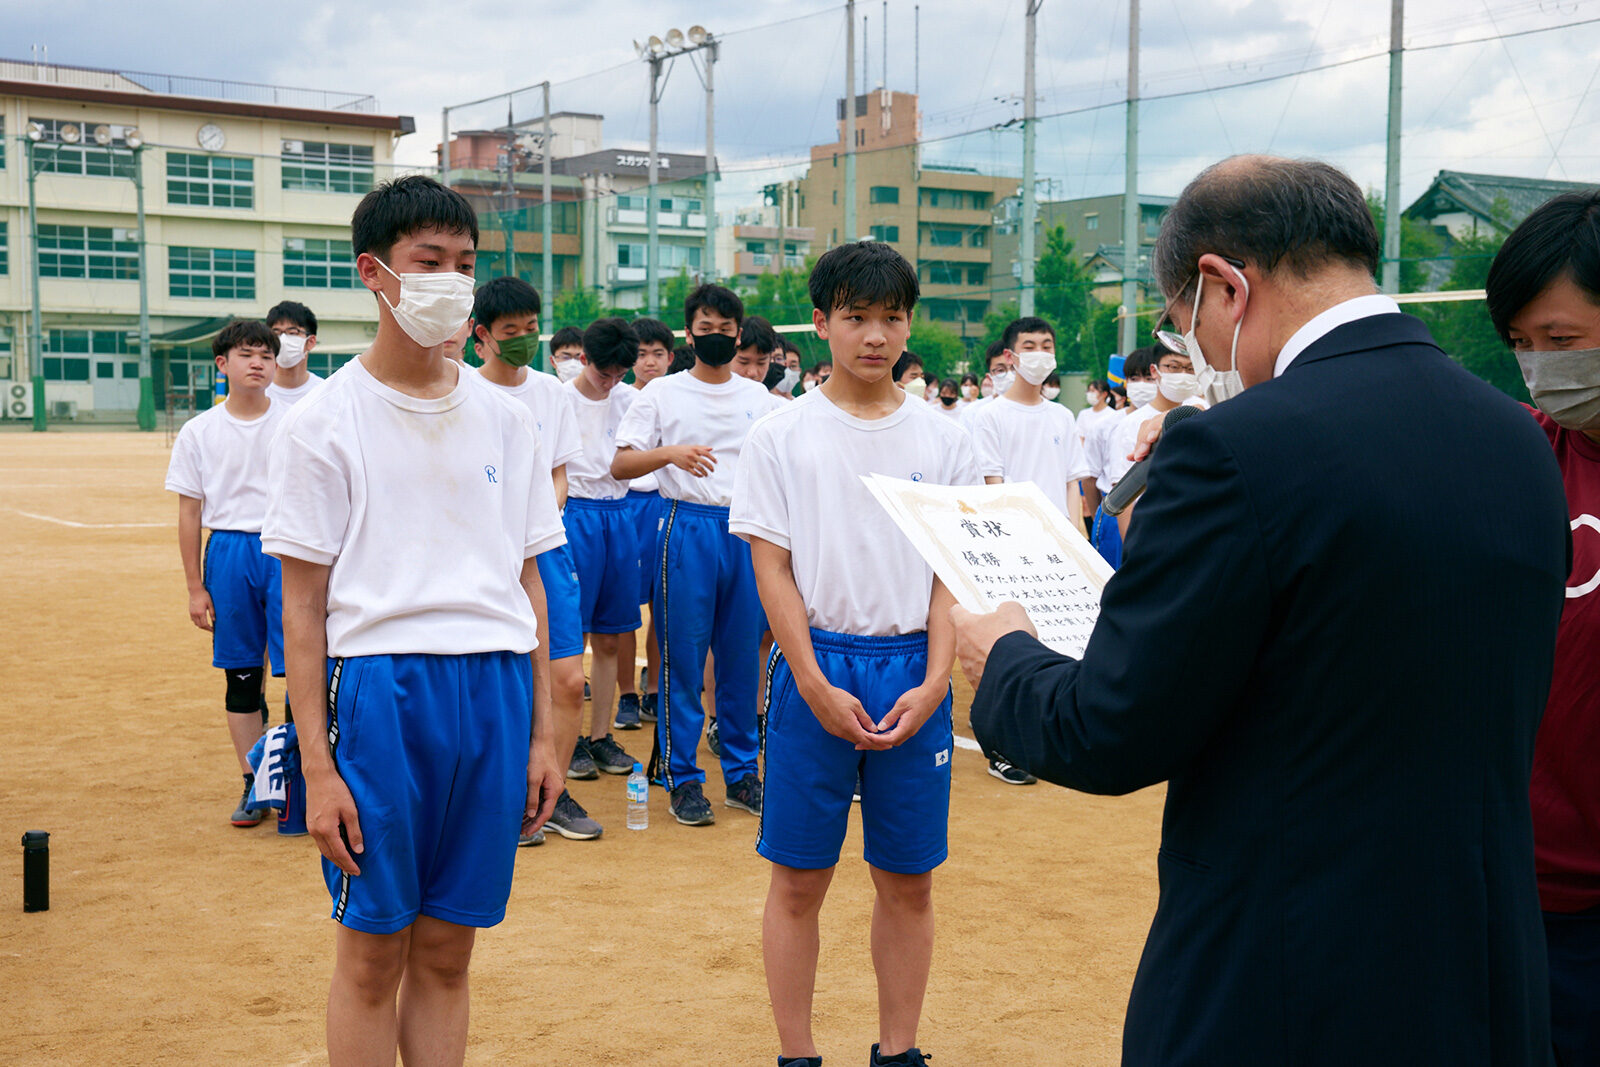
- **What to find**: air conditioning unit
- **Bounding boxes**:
[51,399,78,420]
[5,382,32,420]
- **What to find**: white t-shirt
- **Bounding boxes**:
[1105,405,1159,487]
[564,379,635,501]
[1076,403,1118,444]
[932,398,966,419]
[731,390,982,635]
[963,395,1093,518]
[483,368,581,472]
[261,358,566,658]
[1085,406,1135,492]
[265,372,324,407]
[628,384,660,495]
[164,399,288,532]
[614,371,783,507]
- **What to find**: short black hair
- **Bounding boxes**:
[740,315,778,355]
[984,340,1007,371]
[632,316,675,351]
[1487,188,1600,345]
[939,377,960,393]
[213,318,278,359]
[1124,344,1163,380]
[471,276,542,337]
[549,326,584,354]
[684,284,744,331]
[1002,316,1055,350]
[265,300,317,335]
[351,174,478,260]
[1088,378,1110,393]
[582,317,639,371]
[809,241,919,312]
[779,337,801,356]
[892,351,923,380]
[816,360,833,371]
[669,344,697,374]
[1152,156,1379,301]
[960,372,979,387]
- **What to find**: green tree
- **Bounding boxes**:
[1366,191,1447,295]
[740,266,815,326]
[908,317,965,380]
[1411,231,1527,401]
[550,286,605,331]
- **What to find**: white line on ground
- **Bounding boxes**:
[9,509,169,529]
[953,734,982,752]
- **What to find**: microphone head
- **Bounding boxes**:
[1161,403,1203,432]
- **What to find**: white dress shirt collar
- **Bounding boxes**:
[1274,294,1402,378]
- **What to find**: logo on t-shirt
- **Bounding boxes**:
[1572,514,1600,599]
[484,465,498,484]
[910,472,924,482]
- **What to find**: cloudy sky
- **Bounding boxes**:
[8,0,1599,212]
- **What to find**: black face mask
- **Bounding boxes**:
[693,332,737,367]
[940,394,958,407]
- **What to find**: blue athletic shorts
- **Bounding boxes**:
[628,489,668,607]
[564,497,641,635]
[535,544,584,660]
[204,529,284,676]
[323,651,532,935]
[758,629,954,875]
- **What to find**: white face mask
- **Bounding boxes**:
[903,379,927,400]
[1042,386,1061,401]
[962,384,977,400]
[778,367,800,394]
[802,379,818,392]
[1085,390,1099,407]
[1184,271,1247,405]
[1126,380,1159,407]
[554,358,583,384]
[1158,370,1200,403]
[375,258,475,348]
[275,334,307,369]
[1015,350,1056,386]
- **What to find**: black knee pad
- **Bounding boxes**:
[224,667,266,714]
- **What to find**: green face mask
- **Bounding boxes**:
[493,332,540,368]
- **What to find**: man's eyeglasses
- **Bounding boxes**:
[1153,255,1246,356]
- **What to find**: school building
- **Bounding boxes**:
[0,58,414,423]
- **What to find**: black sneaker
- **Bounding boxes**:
[987,756,1036,785]
[588,733,634,775]
[870,1045,931,1065]
[614,693,642,731]
[231,774,268,827]
[779,1058,822,1066]
[584,680,591,701]
[546,790,603,840]
[726,774,762,815]
[640,692,658,723]
[706,716,722,759]
[853,772,862,804]
[568,737,599,780]
[670,781,716,826]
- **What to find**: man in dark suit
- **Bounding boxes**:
[953,156,1572,1065]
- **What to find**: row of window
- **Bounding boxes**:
[615,194,704,213]
[923,262,989,286]
[35,226,359,294]
[844,186,995,213]
[34,332,366,385]
[616,242,703,270]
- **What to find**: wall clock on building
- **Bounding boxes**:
[197,123,226,151]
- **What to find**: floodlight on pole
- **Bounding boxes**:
[666,28,685,48]
[93,124,112,146]
[124,128,142,150]
[648,36,665,54]
[26,121,43,142]
[688,25,708,44]
[60,123,81,144]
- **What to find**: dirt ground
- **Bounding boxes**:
[0,430,1165,1065]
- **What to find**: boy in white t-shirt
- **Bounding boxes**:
[265,300,325,406]
[262,177,566,1065]
[612,284,783,827]
[166,318,286,827]
[472,275,600,844]
[730,241,979,1067]
[561,317,643,796]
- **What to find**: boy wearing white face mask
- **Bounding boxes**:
[549,326,585,383]
[262,176,568,1067]
[1106,346,1203,535]
[265,301,324,406]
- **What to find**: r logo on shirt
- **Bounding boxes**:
[910,472,924,482]
[484,465,498,484]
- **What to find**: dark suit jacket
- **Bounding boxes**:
[972,314,1571,1066]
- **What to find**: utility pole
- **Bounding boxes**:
[844,0,857,246]
[542,81,553,309]
[647,54,663,315]
[1020,0,1042,317]
[132,143,153,431]
[440,106,451,185]
[26,136,46,432]
[704,36,718,283]
[501,102,516,280]
[1120,0,1140,355]
[1382,0,1404,294]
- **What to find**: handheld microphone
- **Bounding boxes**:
[1103,404,1202,516]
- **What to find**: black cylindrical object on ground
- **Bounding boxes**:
[22,830,49,912]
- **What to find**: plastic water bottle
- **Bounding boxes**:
[626,762,649,830]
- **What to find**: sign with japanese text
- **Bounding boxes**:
[863,475,1114,658]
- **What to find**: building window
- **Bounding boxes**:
[39,225,139,280]
[43,328,130,381]
[870,225,899,243]
[169,247,255,299]
[167,153,254,208]
[832,189,838,205]
[968,264,988,285]
[1085,213,1099,232]
[971,228,987,248]
[925,262,963,285]
[281,140,374,194]
[745,241,767,254]
[869,186,899,205]
[28,118,136,177]
[306,351,356,378]
[0,116,5,169]
[283,238,359,289]
[617,194,647,211]
[0,220,7,275]
[926,226,964,247]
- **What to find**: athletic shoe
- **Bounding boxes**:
[640,692,658,723]
[584,681,591,701]
[231,774,268,827]
[726,774,763,815]
[670,782,716,826]
[568,737,599,780]
[614,693,642,731]
[779,1057,822,1066]
[987,756,1037,785]
[853,772,862,804]
[518,821,546,847]
[706,716,723,759]
[870,1044,931,1065]
[588,733,634,775]
[546,790,604,840]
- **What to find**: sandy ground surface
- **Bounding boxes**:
[0,430,1164,1065]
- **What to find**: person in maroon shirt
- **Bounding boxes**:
[1489,187,1600,1067]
